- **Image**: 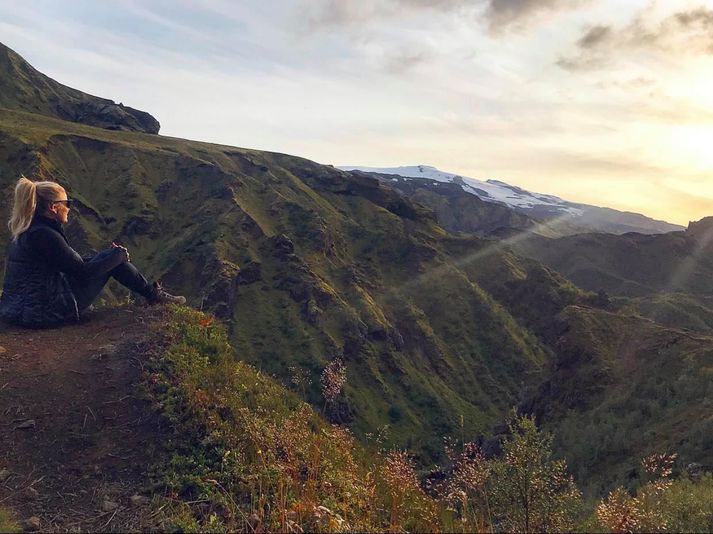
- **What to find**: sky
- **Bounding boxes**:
[1,0,712,225]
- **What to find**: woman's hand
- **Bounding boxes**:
[111,242,130,262]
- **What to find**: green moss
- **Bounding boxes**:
[0,507,19,533]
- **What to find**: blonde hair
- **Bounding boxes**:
[8,176,66,240]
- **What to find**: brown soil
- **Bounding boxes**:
[0,306,166,532]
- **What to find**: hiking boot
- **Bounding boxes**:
[147,281,186,305]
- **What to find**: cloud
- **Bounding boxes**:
[383,48,433,73]
[300,0,586,34]
[627,7,713,53]
[555,52,607,72]
[558,6,713,71]
[577,24,612,48]
[675,7,713,31]
[301,0,383,29]
[483,0,587,33]
[298,0,479,32]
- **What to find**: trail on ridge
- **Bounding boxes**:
[0,307,165,532]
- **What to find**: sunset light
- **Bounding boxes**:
[1,1,712,224]
[3,2,713,531]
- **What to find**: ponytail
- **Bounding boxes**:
[8,176,66,240]
[8,176,37,240]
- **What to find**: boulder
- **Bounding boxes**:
[270,234,295,256]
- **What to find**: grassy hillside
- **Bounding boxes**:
[513,226,713,298]
[145,305,713,532]
[0,107,560,462]
[3,105,713,493]
[511,223,713,337]
[525,305,713,495]
[631,293,713,335]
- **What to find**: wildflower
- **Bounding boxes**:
[320,358,347,404]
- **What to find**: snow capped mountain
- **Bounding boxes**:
[338,165,684,235]
[339,165,584,216]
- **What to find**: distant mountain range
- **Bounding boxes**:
[340,165,684,236]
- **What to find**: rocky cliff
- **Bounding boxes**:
[0,42,159,134]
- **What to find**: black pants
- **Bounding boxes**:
[68,250,153,311]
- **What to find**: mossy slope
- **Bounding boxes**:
[525,305,713,494]
[512,222,713,334]
[0,107,562,461]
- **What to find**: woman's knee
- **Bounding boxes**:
[110,260,139,277]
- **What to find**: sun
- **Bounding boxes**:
[668,124,713,172]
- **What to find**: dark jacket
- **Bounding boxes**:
[0,216,126,327]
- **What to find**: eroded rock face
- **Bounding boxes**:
[200,257,241,319]
[269,234,295,257]
[57,100,160,134]
[236,261,262,285]
[0,42,160,134]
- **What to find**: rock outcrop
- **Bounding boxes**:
[0,42,160,133]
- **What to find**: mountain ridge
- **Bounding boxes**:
[340,164,684,235]
[0,41,159,134]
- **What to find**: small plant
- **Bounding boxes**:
[380,450,439,533]
[0,507,19,533]
[438,438,492,532]
[597,487,643,533]
[288,364,312,399]
[320,358,346,409]
[597,453,678,533]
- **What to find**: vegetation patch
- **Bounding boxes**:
[143,306,438,532]
[0,507,18,533]
[142,306,712,532]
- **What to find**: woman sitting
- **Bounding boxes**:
[0,176,185,328]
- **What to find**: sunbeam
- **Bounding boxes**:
[667,220,713,292]
[383,212,578,300]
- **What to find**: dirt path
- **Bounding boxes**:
[0,307,165,532]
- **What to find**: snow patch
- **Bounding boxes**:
[339,165,583,216]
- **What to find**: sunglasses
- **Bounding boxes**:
[53,199,75,207]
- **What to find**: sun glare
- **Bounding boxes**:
[690,77,713,110]
[669,124,713,171]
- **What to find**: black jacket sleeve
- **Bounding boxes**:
[25,227,127,278]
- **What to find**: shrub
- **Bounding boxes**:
[598,456,713,533]
[488,414,583,532]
